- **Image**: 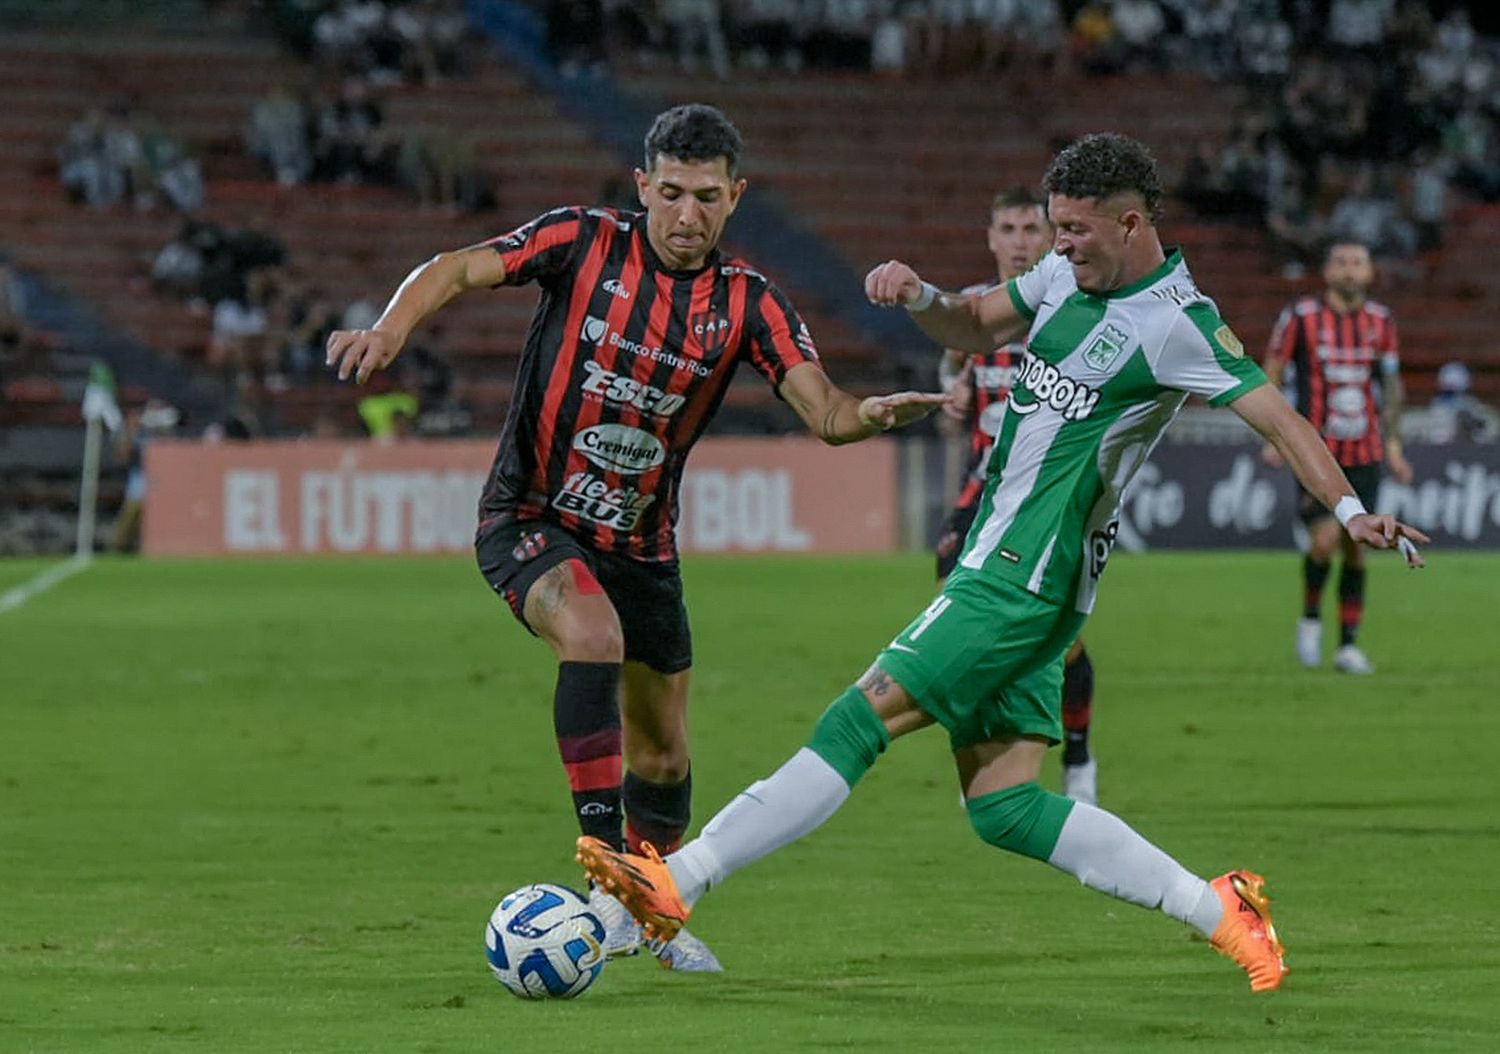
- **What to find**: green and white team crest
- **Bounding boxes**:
[1081,322,1129,371]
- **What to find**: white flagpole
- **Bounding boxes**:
[75,413,102,560]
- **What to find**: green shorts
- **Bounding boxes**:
[876,571,1087,750]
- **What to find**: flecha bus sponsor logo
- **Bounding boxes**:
[551,471,656,530]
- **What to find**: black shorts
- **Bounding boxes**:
[475,519,692,675]
[935,502,979,581]
[1300,462,1382,526]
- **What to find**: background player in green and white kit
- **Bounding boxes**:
[936,186,1099,804]
[578,134,1429,993]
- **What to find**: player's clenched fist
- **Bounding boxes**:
[864,260,924,307]
[326,328,402,384]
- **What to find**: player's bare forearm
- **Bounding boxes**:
[908,292,1010,355]
[780,364,879,444]
[374,248,499,347]
[864,260,1026,354]
[1233,379,1429,565]
[779,362,946,444]
[820,389,883,445]
[1382,372,1405,448]
[1233,385,1352,509]
[328,247,505,383]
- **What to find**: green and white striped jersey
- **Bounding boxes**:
[956,248,1265,613]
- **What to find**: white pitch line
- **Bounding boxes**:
[0,555,92,615]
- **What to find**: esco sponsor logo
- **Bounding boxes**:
[602,278,630,299]
[580,360,688,416]
[552,471,656,531]
[1006,353,1102,421]
[572,423,666,474]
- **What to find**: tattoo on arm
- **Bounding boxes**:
[821,404,841,441]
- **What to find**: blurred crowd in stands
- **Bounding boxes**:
[46,0,500,447]
[549,0,1500,271]
[33,0,1500,448]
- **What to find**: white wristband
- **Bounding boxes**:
[906,281,939,313]
[1334,495,1367,527]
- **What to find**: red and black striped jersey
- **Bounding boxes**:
[1265,294,1400,467]
[952,344,1021,512]
[476,206,818,562]
[947,279,1020,511]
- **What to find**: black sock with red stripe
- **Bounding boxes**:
[623,770,692,855]
[1062,647,1094,767]
[1338,565,1366,646]
[1303,556,1331,619]
[554,661,623,850]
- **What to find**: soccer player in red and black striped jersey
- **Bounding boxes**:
[1262,240,1414,675]
[325,104,945,968]
[934,187,1099,804]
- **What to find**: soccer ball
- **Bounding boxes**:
[484,884,607,999]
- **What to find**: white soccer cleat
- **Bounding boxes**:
[1062,758,1098,805]
[1333,644,1375,675]
[647,927,724,972]
[1296,618,1323,669]
[588,885,643,958]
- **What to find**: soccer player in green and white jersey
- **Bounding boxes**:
[577,134,1429,993]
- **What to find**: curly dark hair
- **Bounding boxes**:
[1042,133,1163,222]
[643,104,744,177]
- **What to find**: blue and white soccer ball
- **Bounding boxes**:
[485,883,607,999]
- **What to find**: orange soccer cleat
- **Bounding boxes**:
[1209,870,1289,993]
[576,837,691,945]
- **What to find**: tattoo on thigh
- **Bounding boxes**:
[530,565,570,621]
[858,667,894,696]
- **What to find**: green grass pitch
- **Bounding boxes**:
[3,551,1497,1052]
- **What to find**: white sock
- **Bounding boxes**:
[1046,801,1225,937]
[667,748,850,906]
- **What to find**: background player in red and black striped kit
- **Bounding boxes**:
[934,187,1099,804]
[1262,240,1413,675]
[325,104,945,968]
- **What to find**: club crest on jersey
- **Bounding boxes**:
[581,315,608,344]
[1008,352,1102,421]
[690,311,731,354]
[1082,323,1129,371]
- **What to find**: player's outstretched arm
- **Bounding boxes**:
[326,246,506,384]
[779,362,949,445]
[1231,385,1429,566]
[864,260,1027,354]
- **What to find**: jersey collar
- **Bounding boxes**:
[1093,247,1183,300]
[638,224,722,280]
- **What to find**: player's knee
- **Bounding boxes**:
[807,686,890,789]
[564,625,623,662]
[627,743,690,784]
[966,780,1074,861]
[549,611,624,663]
